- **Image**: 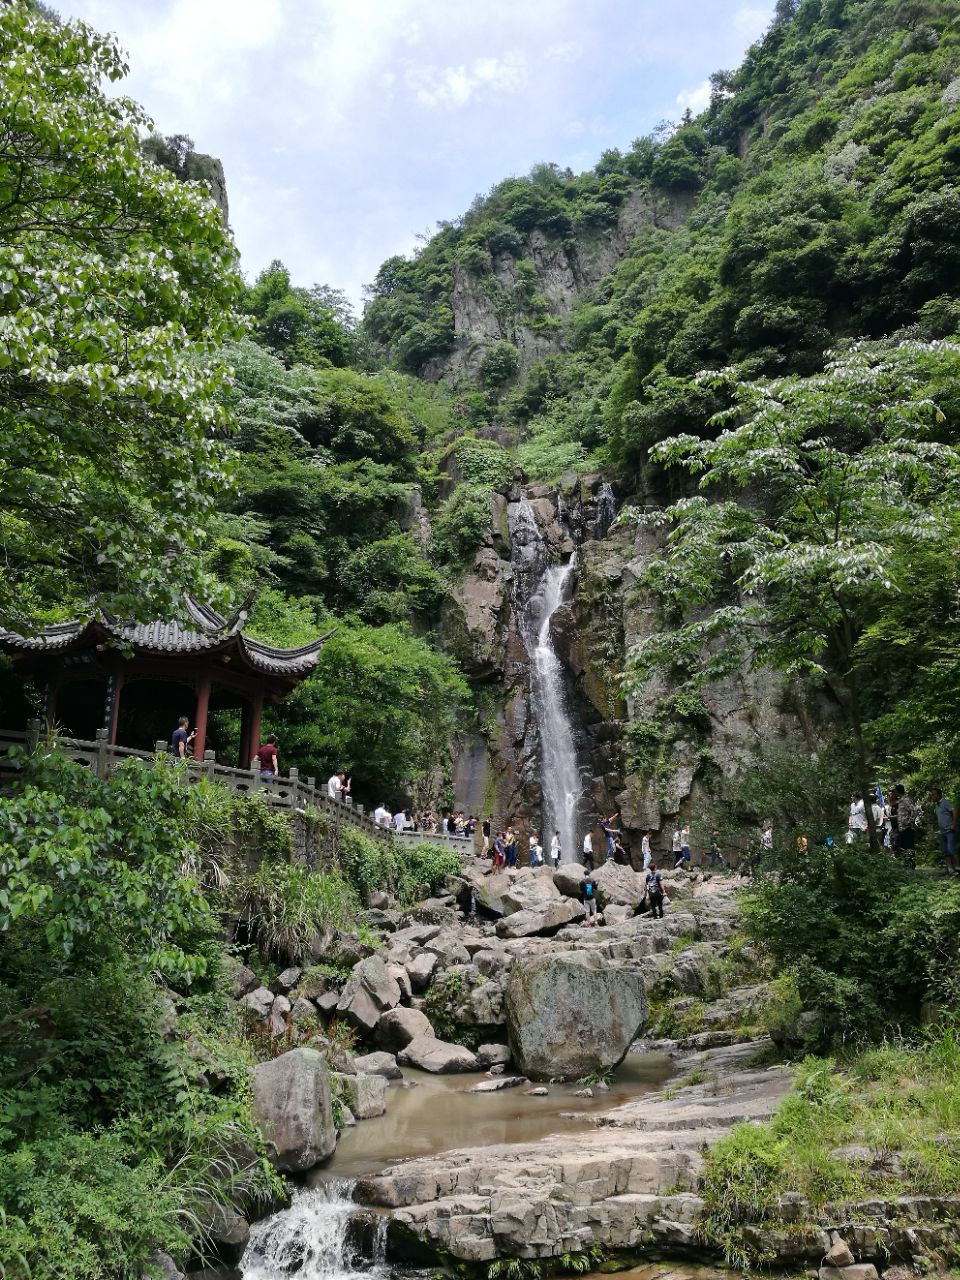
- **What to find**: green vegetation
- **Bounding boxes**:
[701,1035,960,1268]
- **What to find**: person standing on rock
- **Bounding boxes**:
[707,829,727,869]
[482,815,492,856]
[645,862,665,918]
[582,829,594,871]
[505,827,518,868]
[529,832,543,867]
[681,825,692,865]
[601,813,621,862]
[580,872,599,927]
[672,825,682,866]
[641,830,653,870]
[931,787,958,874]
[490,831,506,872]
[550,829,562,868]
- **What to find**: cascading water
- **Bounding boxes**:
[241,1181,387,1280]
[509,495,583,862]
[594,480,617,539]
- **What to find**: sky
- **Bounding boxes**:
[63,0,775,311]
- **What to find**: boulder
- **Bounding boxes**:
[496,899,585,938]
[603,903,635,924]
[194,1198,250,1264]
[553,862,587,898]
[291,996,318,1024]
[424,930,471,964]
[476,1043,511,1068]
[388,963,412,1001]
[316,990,340,1016]
[228,963,259,1000]
[252,1048,336,1172]
[500,872,562,916]
[271,966,303,994]
[141,1253,185,1280]
[505,950,648,1080]
[398,1035,479,1074]
[333,1070,388,1119]
[468,1076,528,1092]
[266,993,291,1037]
[239,986,274,1019]
[336,956,402,1035]
[376,1006,434,1051]
[590,861,646,910]
[405,951,438,992]
[354,1050,402,1080]
[825,1236,856,1268]
[326,1042,356,1075]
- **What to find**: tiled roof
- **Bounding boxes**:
[0,598,332,678]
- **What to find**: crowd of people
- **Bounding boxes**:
[841,784,957,872]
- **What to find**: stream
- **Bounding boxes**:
[238,1052,673,1279]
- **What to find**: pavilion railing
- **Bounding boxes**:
[0,721,477,851]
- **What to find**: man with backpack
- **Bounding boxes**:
[580,872,599,927]
[645,862,665,918]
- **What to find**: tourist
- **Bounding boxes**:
[796,833,809,856]
[760,821,773,853]
[641,830,653,870]
[529,831,539,866]
[931,787,958,874]
[578,829,593,870]
[613,835,628,864]
[580,872,599,927]
[253,733,279,780]
[373,802,390,828]
[895,785,917,866]
[466,814,477,837]
[681,825,691,864]
[673,825,690,870]
[327,769,349,802]
[171,715,195,761]
[550,829,562,868]
[846,792,867,844]
[481,815,492,855]
[492,831,506,870]
[645,861,665,919]
[871,789,885,841]
[671,825,682,865]
[707,829,726,869]
[393,808,408,833]
[530,835,544,868]
[600,812,620,862]
[505,827,518,868]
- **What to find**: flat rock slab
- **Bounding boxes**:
[468,1076,529,1092]
[354,1050,402,1079]
[398,1034,479,1073]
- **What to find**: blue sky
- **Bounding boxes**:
[64,0,774,310]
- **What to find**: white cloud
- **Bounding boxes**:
[733,5,771,40]
[408,53,526,109]
[676,78,712,115]
[543,40,582,63]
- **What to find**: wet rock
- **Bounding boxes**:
[575,1087,594,1098]
[397,1035,479,1073]
[468,1076,528,1092]
[354,1050,402,1080]
[252,1047,336,1172]
[505,949,648,1080]
[525,1086,549,1096]
[194,1198,249,1265]
[377,1006,434,1051]
[333,1070,388,1119]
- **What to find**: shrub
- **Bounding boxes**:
[479,341,521,388]
[336,829,460,906]
[452,437,513,489]
[238,863,360,963]
[431,486,492,566]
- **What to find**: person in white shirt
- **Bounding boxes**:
[582,830,593,870]
[328,770,348,802]
[393,809,407,832]
[530,839,543,868]
[847,792,867,843]
[550,830,562,868]
[641,830,653,870]
[374,803,390,828]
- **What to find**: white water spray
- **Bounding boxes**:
[241,1181,387,1280]
[509,496,583,862]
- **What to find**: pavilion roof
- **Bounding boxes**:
[0,597,332,680]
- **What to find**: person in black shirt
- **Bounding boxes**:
[645,863,665,918]
[171,716,195,761]
[482,816,492,857]
[580,874,599,927]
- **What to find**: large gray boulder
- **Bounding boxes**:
[590,862,646,910]
[553,862,587,898]
[354,1050,402,1079]
[405,950,438,992]
[397,1035,479,1073]
[376,1006,434,1051]
[333,1070,388,1119]
[500,871,561,916]
[252,1047,336,1171]
[336,955,402,1035]
[505,950,648,1080]
[495,898,585,938]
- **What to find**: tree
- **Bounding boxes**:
[0,7,244,632]
[245,259,354,368]
[625,342,960,846]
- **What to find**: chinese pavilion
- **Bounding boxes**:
[0,598,331,766]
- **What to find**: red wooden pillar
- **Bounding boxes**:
[193,671,212,759]
[248,687,264,766]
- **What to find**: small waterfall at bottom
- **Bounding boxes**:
[241,1181,388,1280]
[509,494,584,862]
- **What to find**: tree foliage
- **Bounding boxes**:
[0,7,243,632]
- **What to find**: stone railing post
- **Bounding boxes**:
[95,727,109,780]
[25,718,41,752]
[250,758,261,790]
[204,748,216,782]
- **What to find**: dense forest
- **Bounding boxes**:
[2,0,960,1275]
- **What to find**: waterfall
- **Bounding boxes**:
[509,495,583,862]
[241,1181,388,1280]
[594,480,617,539]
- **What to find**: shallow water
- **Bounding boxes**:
[315,1051,674,1181]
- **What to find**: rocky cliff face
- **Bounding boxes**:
[430,189,693,384]
[446,477,815,849]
